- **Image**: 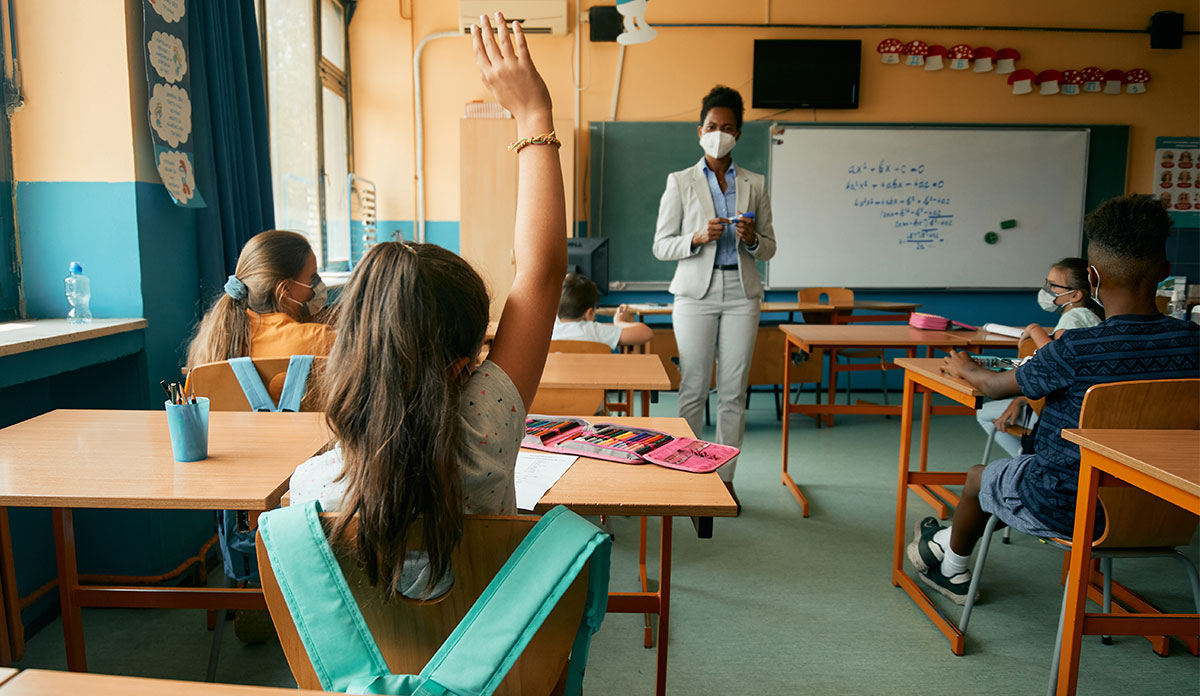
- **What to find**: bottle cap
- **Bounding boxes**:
[68,261,83,275]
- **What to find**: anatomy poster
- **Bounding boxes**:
[144,0,204,208]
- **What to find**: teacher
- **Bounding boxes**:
[652,85,776,505]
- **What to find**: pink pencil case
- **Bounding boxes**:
[522,415,737,474]
[909,312,978,331]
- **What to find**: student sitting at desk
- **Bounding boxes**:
[976,257,1102,457]
[186,229,334,367]
[289,13,564,598]
[552,273,653,350]
[910,194,1199,604]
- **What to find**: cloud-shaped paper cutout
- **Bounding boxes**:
[156,150,197,204]
[148,31,187,83]
[147,83,191,148]
[149,0,185,23]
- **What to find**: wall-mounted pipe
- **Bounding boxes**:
[413,30,459,243]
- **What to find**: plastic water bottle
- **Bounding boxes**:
[64,261,92,325]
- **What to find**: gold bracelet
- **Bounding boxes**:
[508,131,561,153]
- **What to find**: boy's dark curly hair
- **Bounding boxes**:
[1084,194,1173,261]
[700,85,745,130]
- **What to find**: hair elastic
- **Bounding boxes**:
[224,274,248,300]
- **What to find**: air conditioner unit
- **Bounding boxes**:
[458,0,568,36]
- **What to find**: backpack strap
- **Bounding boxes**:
[258,502,611,696]
[277,355,314,412]
[228,357,277,412]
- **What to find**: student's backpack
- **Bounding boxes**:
[220,355,315,582]
[257,502,612,696]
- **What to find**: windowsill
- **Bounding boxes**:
[322,271,352,289]
[0,318,148,358]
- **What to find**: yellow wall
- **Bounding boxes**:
[351,1,1199,225]
[10,0,138,183]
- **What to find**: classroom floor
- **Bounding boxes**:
[13,391,1200,695]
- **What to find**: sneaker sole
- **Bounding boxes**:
[906,521,933,573]
[917,572,977,606]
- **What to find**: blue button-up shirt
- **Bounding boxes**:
[702,162,739,267]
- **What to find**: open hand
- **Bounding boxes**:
[693,218,725,246]
[992,398,1024,434]
[940,349,978,379]
[472,13,551,128]
[734,215,757,246]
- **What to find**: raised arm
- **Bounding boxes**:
[472,13,566,409]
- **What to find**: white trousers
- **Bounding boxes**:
[673,269,760,482]
[976,397,1039,459]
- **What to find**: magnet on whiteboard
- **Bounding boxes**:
[1000,219,1017,229]
[984,232,999,244]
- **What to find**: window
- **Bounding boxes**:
[0,0,20,321]
[261,0,352,271]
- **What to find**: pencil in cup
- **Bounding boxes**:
[165,397,210,462]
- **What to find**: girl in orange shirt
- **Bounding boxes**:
[186,229,335,367]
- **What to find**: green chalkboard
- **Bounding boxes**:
[589,121,771,285]
[589,121,1128,286]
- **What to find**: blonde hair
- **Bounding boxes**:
[186,230,314,367]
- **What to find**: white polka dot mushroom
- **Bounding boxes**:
[877,38,904,64]
[1061,69,1084,95]
[1007,68,1036,95]
[1035,69,1062,95]
[1080,66,1104,92]
[973,46,997,72]
[1102,69,1126,94]
[902,40,930,67]
[1125,68,1151,94]
[924,44,947,71]
[996,48,1021,74]
[948,44,974,70]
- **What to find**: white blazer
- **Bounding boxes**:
[652,159,777,300]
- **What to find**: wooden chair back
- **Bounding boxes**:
[750,326,823,386]
[1077,379,1200,549]
[797,287,854,325]
[1154,294,1170,314]
[257,515,587,696]
[529,341,610,415]
[188,357,326,411]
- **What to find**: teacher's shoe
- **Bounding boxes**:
[724,481,741,516]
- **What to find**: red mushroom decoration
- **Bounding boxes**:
[1102,69,1126,94]
[924,45,947,71]
[947,44,974,70]
[996,48,1021,74]
[1125,68,1151,94]
[1035,69,1063,95]
[902,40,930,67]
[877,38,904,64]
[1007,69,1036,95]
[973,46,997,73]
[1061,70,1084,95]
[1080,66,1104,92]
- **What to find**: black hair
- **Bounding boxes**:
[1084,194,1173,261]
[700,85,744,130]
[558,273,600,320]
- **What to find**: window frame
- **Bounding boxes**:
[0,0,21,321]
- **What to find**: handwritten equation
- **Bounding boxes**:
[844,160,953,250]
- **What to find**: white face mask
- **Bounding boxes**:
[1088,265,1104,310]
[1036,287,1071,313]
[700,131,737,159]
[287,275,327,317]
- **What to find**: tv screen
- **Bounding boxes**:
[566,237,609,296]
[752,40,861,109]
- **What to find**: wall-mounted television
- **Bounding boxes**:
[752,39,861,110]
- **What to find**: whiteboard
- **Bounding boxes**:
[767,127,1089,288]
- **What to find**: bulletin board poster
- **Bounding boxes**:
[143,0,204,208]
[1154,136,1198,226]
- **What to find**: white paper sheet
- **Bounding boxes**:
[515,451,578,511]
[982,322,1023,338]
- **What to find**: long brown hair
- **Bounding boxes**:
[186,230,314,367]
[323,242,490,594]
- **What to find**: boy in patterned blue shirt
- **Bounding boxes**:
[908,194,1200,604]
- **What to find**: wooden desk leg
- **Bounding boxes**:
[907,346,951,519]
[1057,457,1101,695]
[893,375,916,584]
[780,337,809,516]
[639,517,653,648]
[52,508,86,672]
[654,516,673,696]
[825,348,839,427]
[640,389,650,417]
[0,507,19,664]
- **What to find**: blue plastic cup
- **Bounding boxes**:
[165,397,210,462]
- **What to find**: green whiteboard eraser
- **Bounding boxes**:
[1000,219,1017,229]
[984,232,999,245]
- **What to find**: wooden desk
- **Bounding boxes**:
[1055,429,1200,696]
[614,300,918,324]
[780,329,972,516]
[889,358,985,655]
[539,353,670,416]
[0,669,328,695]
[0,410,329,672]
[0,669,13,686]
[532,416,737,696]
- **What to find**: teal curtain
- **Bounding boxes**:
[188,0,274,301]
